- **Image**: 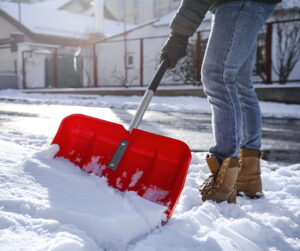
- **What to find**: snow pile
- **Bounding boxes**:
[0,144,166,251]
[128,154,300,250]
[1,142,299,250]
[1,89,300,119]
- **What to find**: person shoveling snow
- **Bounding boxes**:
[161,0,280,203]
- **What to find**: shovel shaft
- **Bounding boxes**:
[128,60,168,132]
[128,89,154,132]
[108,60,168,170]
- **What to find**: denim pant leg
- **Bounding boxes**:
[237,44,262,150]
[201,1,276,162]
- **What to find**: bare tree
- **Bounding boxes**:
[273,19,300,84]
[110,67,138,87]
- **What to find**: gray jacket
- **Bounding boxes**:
[170,0,281,37]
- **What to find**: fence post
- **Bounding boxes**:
[22,51,26,89]
[124,32,128,86]
[140,38,144,87]
[266,23,272,84]
[196,31,201,82]
[53,48,58,88]
[93,43,98,87]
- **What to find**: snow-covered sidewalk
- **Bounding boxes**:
[1,89,300,118]
[0,90,300,250]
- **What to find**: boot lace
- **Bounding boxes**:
[199,175,215,195]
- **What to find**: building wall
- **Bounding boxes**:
[0,49,17,74]
[0,17,18,74]
[0,15,21,39]
[97,22,171,87]
[0,17,21,75]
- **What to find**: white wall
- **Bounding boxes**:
[0,16,19,39]
[0,49,17,74]
[0,16,19,74]
[97,23,170,87]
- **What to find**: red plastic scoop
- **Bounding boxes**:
[52,61,191,218]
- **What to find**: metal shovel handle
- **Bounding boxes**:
[128,59,168,132]
[108,60,168,170]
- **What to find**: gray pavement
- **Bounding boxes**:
[101,108,300,163]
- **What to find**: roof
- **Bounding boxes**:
[31,0,71,10]
[0,2,136,40]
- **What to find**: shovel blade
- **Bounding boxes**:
[52,114,191,218]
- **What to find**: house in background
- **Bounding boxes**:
[0,1,135,89]
[0,0,299,90]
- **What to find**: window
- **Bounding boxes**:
[127,53,134,67]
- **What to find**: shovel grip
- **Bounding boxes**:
[148,60,168,93]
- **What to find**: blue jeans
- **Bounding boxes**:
[201,1,276,162]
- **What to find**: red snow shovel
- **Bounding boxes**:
[52,60,191,218]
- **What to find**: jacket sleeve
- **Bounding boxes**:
[170,0,210,37]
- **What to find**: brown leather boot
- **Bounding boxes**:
[236,148,263,198]
[199,155,239,203]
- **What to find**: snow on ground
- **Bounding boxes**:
[1,89,300,119]
[0,90,300,250]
